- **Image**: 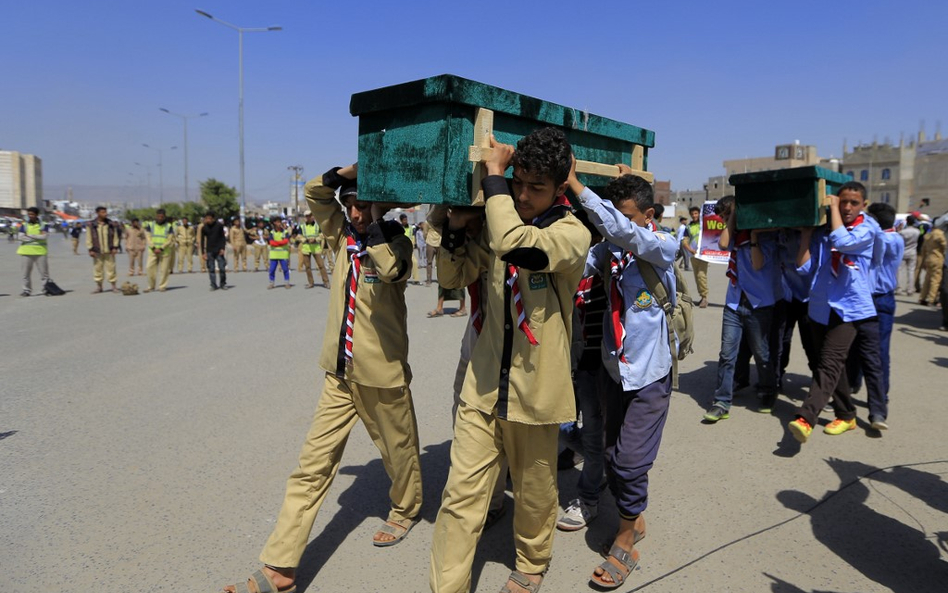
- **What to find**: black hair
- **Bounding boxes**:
[679,216,688,223]
[603,174,654,213]
[653,203,665,219]
[95,206,107,213]
[511,127,572,185]
[906,214,917,226]
[399,213,408,220]
[867,202,896,230]
[689,206,700,214]
[27,206,39,214]
[131,217,139,223]
[714,195,735,216]
[204,210,215,219]
[156,208,166,215]
[838,181,867,200]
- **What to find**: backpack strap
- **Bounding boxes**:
[635,258,679,389]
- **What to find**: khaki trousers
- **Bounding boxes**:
[300,250,330,286]
[232,245,247,271]
[199,251,207,272]
[253,244,267,270]
[430,403,558,593]
[692,257,709,299]
[923,258,944,303]
[92,254,117,284]
[128,249,144,275]
[260,373,423,569]
[71,237,79,254]
[146,250,172,290]
[177,245,194,273]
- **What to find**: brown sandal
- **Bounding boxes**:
[224,569,296,593]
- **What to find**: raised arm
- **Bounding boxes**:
[304,165,355,254]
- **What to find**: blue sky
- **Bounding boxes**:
[2,0,946,205]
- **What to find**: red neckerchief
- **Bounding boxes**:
[726,230,752,286]
[343,231,367,363]
[831,215,865,277]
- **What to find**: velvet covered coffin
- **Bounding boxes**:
[729,166,853,229]
[348,74,656,205]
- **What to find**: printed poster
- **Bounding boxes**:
[695,201,729,264]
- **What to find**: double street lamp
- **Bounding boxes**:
[195,9,282,222]
[159,108,207,202]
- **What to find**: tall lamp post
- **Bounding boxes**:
[159,109,207,202]
[195,9,281,223]
[134,162,153,205]
[288,165,303,218]
[142,144,177,205]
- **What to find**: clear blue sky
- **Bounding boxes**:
[2,0,946,205]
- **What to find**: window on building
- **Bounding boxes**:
[860,170,869,181]
[846,171,855,178]
[882,192,890,204]
[881,168,891,180]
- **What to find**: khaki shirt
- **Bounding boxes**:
[86,220,120,252]
[175,225,195,248]
[229,224,248,247]
[922,228,946,264]
[438,181,590,425]
[125,226,147,251]
[305,173,414,389]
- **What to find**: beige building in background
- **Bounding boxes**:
[841,139,915,211]
[0,150,43,213]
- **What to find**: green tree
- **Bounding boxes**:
[200,178,240,220]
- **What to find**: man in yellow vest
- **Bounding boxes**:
[267,218,291,289]
[298,210,330,289]
[229,218,249,272]
[175,217,196,273]
[682,205,709,308]
[18,207,50,297]
[86,205,120,294]
[144,208,174,293]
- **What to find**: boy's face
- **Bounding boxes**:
[616,200,654,228]
[511,167,567,223]
[345,197,373,234]
[690,209,700,222]
[838,189,865,226]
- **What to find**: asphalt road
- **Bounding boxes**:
[2,233,947,593]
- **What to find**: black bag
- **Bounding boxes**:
[44,280,66,296]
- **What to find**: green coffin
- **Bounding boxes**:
[349,74,655,204]
[730,166,853,229]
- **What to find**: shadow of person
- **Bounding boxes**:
[869,464,948,515]
[293,440,452,591]
[932,357,948,369]
[0,430,17,441]
[677,360,718,412]
[776,458,948,593]
[764,572,838,593]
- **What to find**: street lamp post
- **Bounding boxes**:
[159,109,207,202]
[142,144,177,205]
[134,162,152,205]
[195,9,281,223]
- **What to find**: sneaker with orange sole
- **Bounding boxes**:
[824,418,857,435]
[788,417,813,443]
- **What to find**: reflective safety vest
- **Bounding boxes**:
[269,230,289,259]
[17,222,48,256]
[300,222,322,254]
[150,222,172,249]
[687,221,701,244]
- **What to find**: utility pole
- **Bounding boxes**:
[288,165,303,218]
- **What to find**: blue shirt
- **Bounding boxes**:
[803,220,877,324]
[578,187,678,391]
[872,230,904,294]
[778,230,812,302]
[724,232,779,311]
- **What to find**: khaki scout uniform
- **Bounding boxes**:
[86,219,120,286]
[229,221,248,271]
[125,225,147,276]
[145,221,174,291]
[251,227,268,271]
[429,177,589,593]
[921,227,946,303]
[259,170,422,569]
[175,223,196,273]
[298,219,330,287]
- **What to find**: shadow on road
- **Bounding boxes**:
[293,440,451,591]
[775,457,948,593]
[0,430,18,441]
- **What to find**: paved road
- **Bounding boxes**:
[2,233,947,593]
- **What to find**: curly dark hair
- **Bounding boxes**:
[511,127,572,185]
[603,174,654,212]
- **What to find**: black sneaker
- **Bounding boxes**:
[210,285,218,291]
[869,415,889,430]
[703,403,730,422]
[220,284,229,290]
[758,393,778,414]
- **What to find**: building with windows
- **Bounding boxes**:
[708,142,825,200]
[0,150,43,215]
[913,138,948,216]
[841,139,915,211]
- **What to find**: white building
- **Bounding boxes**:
[0,150,43,212]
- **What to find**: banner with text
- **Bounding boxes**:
[696,201,729,264]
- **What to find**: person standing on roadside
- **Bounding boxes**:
[86,206,119,294]
[143,209,174,293]
[125,218,147,276]
[18,207,50,297]
[683,206,709,307]
[267,218,291,289]
[229,218,249,273]
[70,222,82,255]
[201,211,228,291]
[175,217,196,273]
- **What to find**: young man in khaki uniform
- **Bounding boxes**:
[251,220,268,271]
[297,210,330,288]
[229,218,249,272]
[143,209,174,293]
[86,206,120,293]
[429,129,589,593]
[125,218,147,276]
[175,217,196,273]
[920,225,946,305]
[221,164,422,593]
